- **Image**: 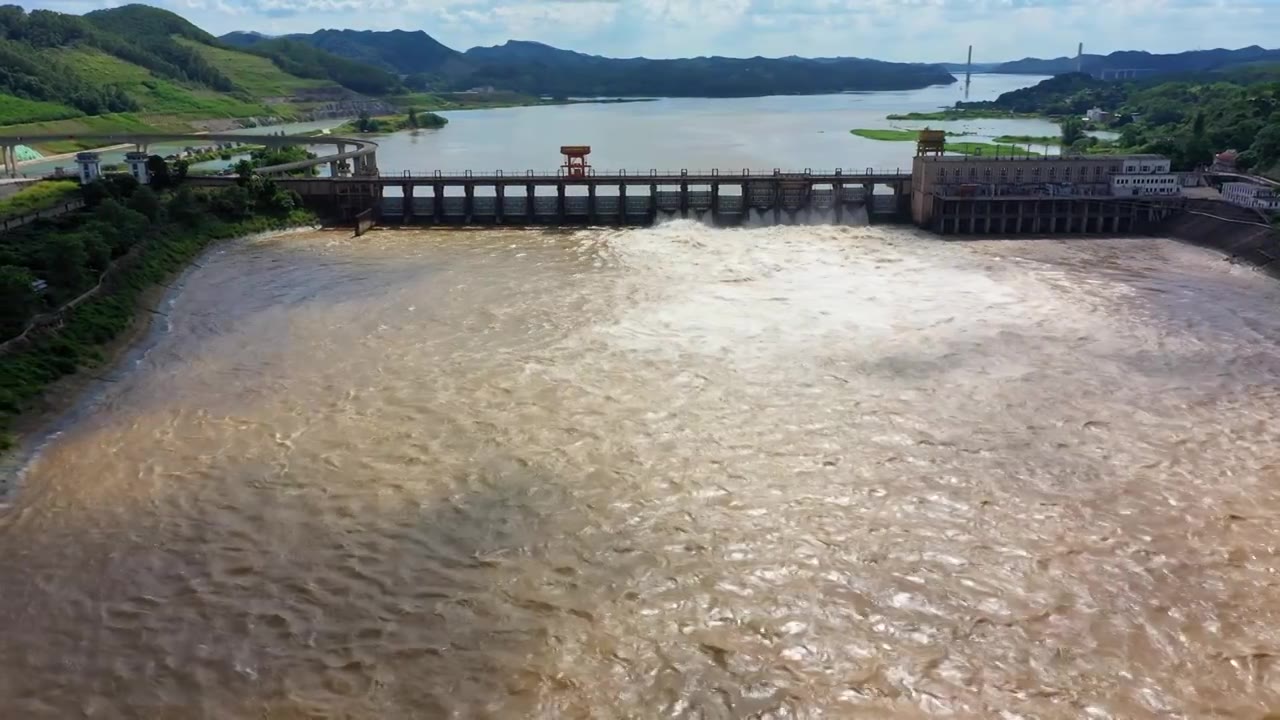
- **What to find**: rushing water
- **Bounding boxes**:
[4,222,1280,717]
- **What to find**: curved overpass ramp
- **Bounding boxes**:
[0,132,379,177]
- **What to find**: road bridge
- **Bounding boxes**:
[0,133,378,178]
[188,168,916,226]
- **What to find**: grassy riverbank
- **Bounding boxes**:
[992,134,1061,145]
[850,128,968,141]
[0,176,314,451]
[852,128,1042,157]
[886,109,1041,121]
[335,110,448,135]
[0,181,79,220]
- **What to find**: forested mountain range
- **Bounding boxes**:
[0,4,400,129]
[221,30,958,97]
[992,45,1280,77]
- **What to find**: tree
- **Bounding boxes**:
[1060,117,1086,147]
[107,173,139,200]
[1250,123,1280,168]
[234,159,254,184]
[146,154,171,188]
[407,107,418,129]
[355,109,374,133]
[126,186,162,222]
[0,265,39,339]
[41,232,89,293]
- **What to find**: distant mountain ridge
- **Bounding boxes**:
[221,29,957,97]
[994,45,1280,77]
[0,4,402,132]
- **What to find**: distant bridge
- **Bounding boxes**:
[0,132,379,177]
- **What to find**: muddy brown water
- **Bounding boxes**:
[2,224,1280,718]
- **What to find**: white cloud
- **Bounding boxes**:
[28,0,1280,61]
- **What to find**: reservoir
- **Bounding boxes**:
[4,77,1280,717]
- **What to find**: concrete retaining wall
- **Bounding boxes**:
[1157,200,1280,279]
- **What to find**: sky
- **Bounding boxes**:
[27,0,1280,61]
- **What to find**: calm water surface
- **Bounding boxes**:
[376,74,1056,175]
[3,221,1280,717]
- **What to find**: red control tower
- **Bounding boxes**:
[560,146,591,177]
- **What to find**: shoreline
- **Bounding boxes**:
[0,225,325,505]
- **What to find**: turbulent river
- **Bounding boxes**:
[3,224,1280,718]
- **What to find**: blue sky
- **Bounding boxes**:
[30,0,1280,61]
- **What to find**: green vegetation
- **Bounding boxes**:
[237,145,319,176]
[231,30,957,97]
[0,170,313,450]
[944,142,1040,157]
[234,37,402,96]
[1060,116,1087,147]
[850,128,967,141]
[0,95,81,125]
[958,70,1280,174]
[851,129,1040,157]
[170,38,330,98]
[48,46,271,118]
[886,109,1038,121]
[339,108,449,134]
[0,180,79,220]
[0,5,404,132]
[992,135,1061,145]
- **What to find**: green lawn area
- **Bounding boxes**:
[0,180,80,220]
[174,38,331,98]
[0,94,83,126]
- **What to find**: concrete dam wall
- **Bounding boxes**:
[1158,201,1280,279]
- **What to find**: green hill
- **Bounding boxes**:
[0,4,400,149]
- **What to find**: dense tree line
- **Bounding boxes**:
[233,30,958,97]
[0,36,136,115]
[961,70,1280,173]
[240,38,402,96]
[0,5,236,100]
[444,55,955,97]
[0,170,308,447]
[0,166,302,340]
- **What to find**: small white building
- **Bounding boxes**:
[1222,182,1280,212]
[74,152,101,184]
[1085,107,1111,123]
[125,151,151,185]
[1110,154,1181,196]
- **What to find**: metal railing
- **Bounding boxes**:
[370,167,911,180]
